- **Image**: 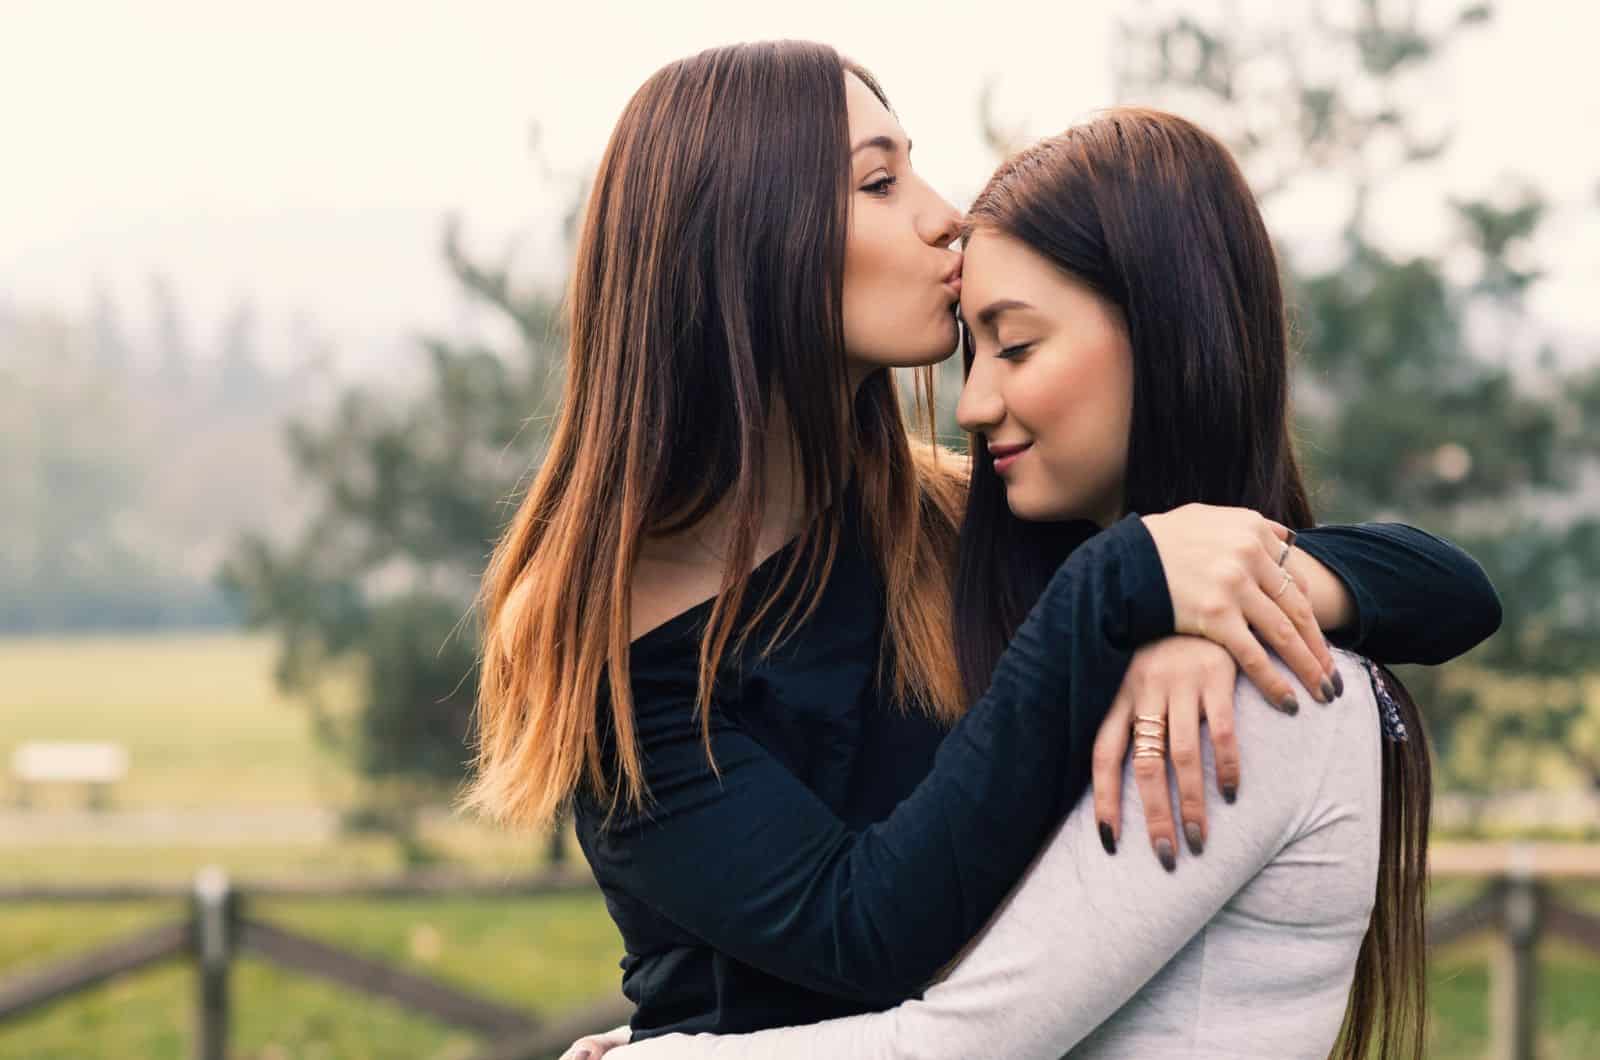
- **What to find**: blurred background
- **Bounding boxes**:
[3,1,1598,1057]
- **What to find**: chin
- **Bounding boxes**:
[895,317,961,367]
[1003,480,1081,524]
[1001,485,1053,523]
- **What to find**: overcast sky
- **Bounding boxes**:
[4,0,1597,375]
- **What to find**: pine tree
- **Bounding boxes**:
[1102,0,1600,797]
[220,217,566,840]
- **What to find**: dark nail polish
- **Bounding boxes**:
[1319,678,1335,703]
[1222,783,1237,804]
[1155,837,1176,872]
[1184,821,1204,856]
[1099,821,1117,855]
[1278,693,1300,716]
[1285,529,1297,547]
[1331,669,1345,697]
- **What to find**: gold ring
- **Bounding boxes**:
[1272,568,1293,599]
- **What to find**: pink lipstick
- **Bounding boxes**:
[988,441,1032,474]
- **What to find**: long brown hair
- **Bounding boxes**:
[463,41,965,832]
[952,108,1432,1059]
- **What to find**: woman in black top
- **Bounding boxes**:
[462,42,1501,1045]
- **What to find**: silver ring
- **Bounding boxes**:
[1272,568,1293,599]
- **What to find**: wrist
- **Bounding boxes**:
[1287,547,1355,633]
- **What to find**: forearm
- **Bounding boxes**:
[1288,546,1357,635]
[1293,522,1501,663]
[613,657,1356,1060]
[590,515,1175,1008]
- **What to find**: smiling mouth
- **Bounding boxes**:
[989,441,1032,473]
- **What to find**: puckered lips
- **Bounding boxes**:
[941,259,962,299]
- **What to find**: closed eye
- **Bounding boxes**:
[997,342,1033,361]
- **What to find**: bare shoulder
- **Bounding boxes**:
[629,552,726,642]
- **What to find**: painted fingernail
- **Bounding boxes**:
[1285,529,1297,547]
[1222,782,1237,804]
[1155,838,1176,872]
[1278,693,1300,716]
[1099,822,1117,855]
[1331,669,1345,697]
[1184,822,1204,856]
[1319,677,1335,703]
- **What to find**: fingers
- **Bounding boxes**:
[1205,608,1299,714]
[1241,577,1332,704]
[1131,708,1178,873]
[561,1034,622,1060]
[1167,685,1207,857]
[1202,668,1240,805]
[1092,685,1133,856]
[1253,543,1334,674]
[1259,519,1293,545]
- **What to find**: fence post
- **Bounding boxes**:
[192,866,235,1060]
[1491,848,1541,1060]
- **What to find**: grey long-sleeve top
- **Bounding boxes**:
[612,648,1386,1060]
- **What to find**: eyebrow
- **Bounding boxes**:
[851,134,910,157]
[973,299,1035,328]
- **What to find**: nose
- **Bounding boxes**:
[919,189,963,249]
[956,352,1005,435]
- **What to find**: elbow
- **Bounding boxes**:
[1456,561,1504,654]
[820,932,946,1007]
[834,956,935,1009]
[1411,563,1502,665]
[1472,579,1504,650]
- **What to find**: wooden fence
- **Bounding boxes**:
[0,867,628,1060]
[2,842,1597,1059]
[1428,842,1600,1060]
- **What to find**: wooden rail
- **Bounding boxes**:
[0,866,626,1060]
[2,845,1597,1059]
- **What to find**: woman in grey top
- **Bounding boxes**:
[603,109,1440,1059]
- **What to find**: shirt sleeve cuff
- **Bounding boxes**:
[1107,513,1175,647]
[1291,529,1379,649]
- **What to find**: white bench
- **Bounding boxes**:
[11,741,129,810]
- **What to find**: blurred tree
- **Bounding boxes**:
[148,273,191,393]
[216,297,265,408]
[1095,0,1600,799]
[220,217,566,853]
[89,283,132,376]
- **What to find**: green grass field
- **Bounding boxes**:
[3,632,1600,1058]
[1,632,357,810]
[0,894,622,1060]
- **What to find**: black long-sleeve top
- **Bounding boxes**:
[573,501,1500,1040]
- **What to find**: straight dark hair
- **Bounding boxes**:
[466,41,965,832]
[952,108,1431,1060]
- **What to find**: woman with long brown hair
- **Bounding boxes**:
[466,41,1498,1053]
[605,108,1460,1059]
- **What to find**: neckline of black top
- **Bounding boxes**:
[628,497,847,655]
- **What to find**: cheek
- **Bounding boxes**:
[841,215,955,367]
[1007,345,1133,518]
[842,219,896,336]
